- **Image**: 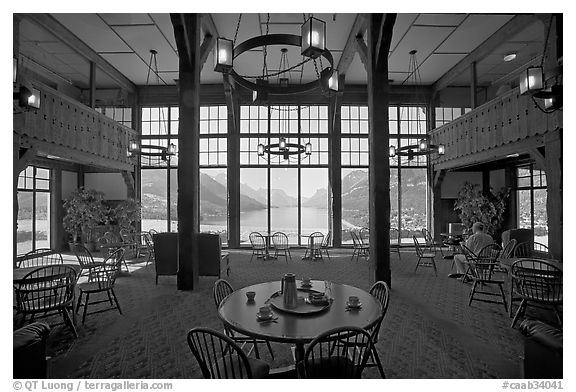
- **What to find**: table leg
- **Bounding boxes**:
[294,343,306,378]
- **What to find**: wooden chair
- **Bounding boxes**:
[248,232,266,262]
[14,265,78,337]
[75,248,124,324]
[390,228,401,258]
[271,232,291,263]
[350,231,369,262]
[71,244,104,280]
[303,327,376,378]
[212,279,274,360]
[17,248,63,269]
[422,228,444,257]
[514,242,550,259]
[320,231,332,261]
[119,228,138,259]
[413,236,437,276]
[187,327,270,379]
[501,238,517,259]
[305,232,325,261]
[464,243,507,312]
[510,259,562,328]
[359,227,370,245]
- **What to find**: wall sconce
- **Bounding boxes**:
[301,16,326,59]
[14,84,41,109]
[389,145,396,158]
[214,37,233,73]
[305,142,312,156]
[519,66,544,95]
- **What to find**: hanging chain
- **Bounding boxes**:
[233,14,242,45]
[262,13,270,79]
[236,58,312,79]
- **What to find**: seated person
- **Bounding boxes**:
[450,222,493,279]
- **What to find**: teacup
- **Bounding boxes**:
[348,296,360,306]
[246,291,256,301]
[259,306,271,316]
[302,277,311,285]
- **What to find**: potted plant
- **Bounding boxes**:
[454,182,510,238]
[63,187,109,251]
[112,198,141,232]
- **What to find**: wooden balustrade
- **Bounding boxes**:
[14,81,137,171]
[430,87,562,170]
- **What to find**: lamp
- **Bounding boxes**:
[214,37,233,73]
[128,50,177,163]
[301,16,326,59]
[14,84,41,110]
[388,50,445,162]
[518,15,562,113]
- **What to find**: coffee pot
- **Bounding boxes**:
[281,273,298,309]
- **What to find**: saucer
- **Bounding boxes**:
[346,302,362,309]
[257,312,273,321]
[301,282,312,288]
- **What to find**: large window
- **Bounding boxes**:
[96,106,132,128]
[516,165,548,245]
[17,166,51,255]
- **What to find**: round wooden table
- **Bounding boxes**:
[218,280,382,375]
[13,264,81,285]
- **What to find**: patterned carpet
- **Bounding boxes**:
[21,248,536,379]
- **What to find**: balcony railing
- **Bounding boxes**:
[430,87,562,170]
[14,81,137,171]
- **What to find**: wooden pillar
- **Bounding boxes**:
[544,130,562,260]
[89,62,96,109]
[172,13,201,290]
[50,168,63,251]
[503,166,517,232]
[470,61,478,109]
[432,170,446,243]
[367,14,396,287]
[328,85,343,247]
[225,76,241,248]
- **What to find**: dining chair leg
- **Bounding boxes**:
[414,258,420,272]
[111,289,122,315]
[75,291,83,314]
[62,307,78,338]
[371,347,386,378]
[106,291,114,306]
[265,340,275,360]
[252,338,261,359]
[82,292,90,324]
[430,258,437,276]
[498,283,508,313]
[511,299,527,328]
[468,281,478,306]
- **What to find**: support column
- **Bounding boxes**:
[470,61,478,109]
[328,85,343,247]
[89,62,96,109]
[432,170,446,243]
[367,14,396,287]
[544,130,562,260]
[50,168,63,251]
[225,76,241,248]
[172,13,201,290]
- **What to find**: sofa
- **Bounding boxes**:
[520,319,562,379]
[13,322,51,378]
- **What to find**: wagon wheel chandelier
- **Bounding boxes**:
[214,14,339,162]
[128,49,177,163]
[388,50,445,162]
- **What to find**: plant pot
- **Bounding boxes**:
[68,242,80,252]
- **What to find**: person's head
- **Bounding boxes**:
[472,222,485,234]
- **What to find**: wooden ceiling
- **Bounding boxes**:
[17,13,545,91]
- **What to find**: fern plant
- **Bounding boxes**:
[63,187,109,244]
[454,182,510,235]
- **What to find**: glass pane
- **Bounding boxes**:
[517,190,531,229]
[533,188,548,246]
[17,192,34,255]
[141,169,168,232]
[34,192,50,250]
[240,168,268,244]
[169,169,178,232]
[400,168,427,244]
[300,168,328,246]
[341,168,369,245]
[200,168,228,245]
[270,168,298,244]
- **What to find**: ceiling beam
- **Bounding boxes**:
[355,36,368,72]
[170,14,192,66]
[22,13,136,93]
[337,14,367,75]
[432,14,538,95]
[199,14,218,69]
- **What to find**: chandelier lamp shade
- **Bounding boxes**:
[214,37,234,73]
[519,66,544,95]
[301,16,326,59]
[257,139,312,161]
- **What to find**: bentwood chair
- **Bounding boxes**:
[17,248,63,269]
[72,244,104,280]
[14,265,79,337]
[304,327,376,378]
[271,232,291,263]
[187,327,270,379]
[514,242,550,259]
[213,279,274,360]
[249,232,266,262]
[350,231,369,262]
[413,236,437,276]
[141,232,155,266]
[320,231,332,261]
[119,228,138,259]
[305,232,325,261]
[333,281,389,378]
[463,243,508,312]
[422,228,444,257]
[359,227,370,245]
[510,259,562,328]
[501,239,517,259]
[75,248,124,324]
[390,228,401,258]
